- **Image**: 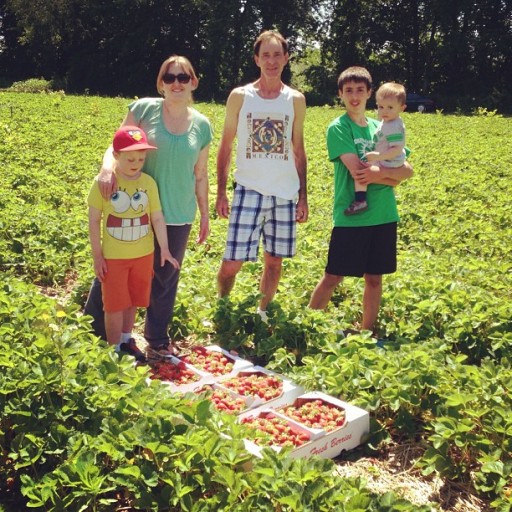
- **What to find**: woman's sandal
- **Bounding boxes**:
[150,341,179,357]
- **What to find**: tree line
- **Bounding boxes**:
[1,0,511,112]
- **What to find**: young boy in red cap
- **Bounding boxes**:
[88,126,179,363]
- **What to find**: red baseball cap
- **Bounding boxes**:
[113,126,157,152]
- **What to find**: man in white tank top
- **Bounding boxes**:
[216,30,308,322]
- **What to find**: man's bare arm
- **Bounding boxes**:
[216,88,244,218]
[292,91,308,222]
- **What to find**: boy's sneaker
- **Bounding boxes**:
[116,338,147,364]
[336,328,361,337]
[344,200,368,216]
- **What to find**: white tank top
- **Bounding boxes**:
[234,83,299,200]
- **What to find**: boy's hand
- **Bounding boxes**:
[354,165,381,185]
[160,248,180,269]
[364,151,380,163]
[93,254,108,282]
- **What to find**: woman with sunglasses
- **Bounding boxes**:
[85,55,212,358]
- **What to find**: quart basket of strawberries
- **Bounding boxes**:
[196,385,252,414]
[278,398,346,431]
[180,345,252,378]
[219,371,283,402]
[149,357,212,392]
[240,412,312,448]
[217,367,305,410]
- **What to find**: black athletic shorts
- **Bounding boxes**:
[325,222,397,277]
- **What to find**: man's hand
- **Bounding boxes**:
[295,197,309,223]
[216,194,230,219]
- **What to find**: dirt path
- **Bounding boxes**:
[335,442,488,511]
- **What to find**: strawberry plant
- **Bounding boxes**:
[2,91,512,509]
[1,275,435,511]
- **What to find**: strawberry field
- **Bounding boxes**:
[1,91,511,511]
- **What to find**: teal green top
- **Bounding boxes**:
[326,113,399,227]
[129,98,212,224]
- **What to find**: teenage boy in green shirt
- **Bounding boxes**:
[308,66,413,333]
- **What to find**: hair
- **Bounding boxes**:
[253,30,288,56]
[337,66,372,91]
[156,55,198,96]
[376,82,407,105]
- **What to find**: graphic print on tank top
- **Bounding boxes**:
[245,112,290,161]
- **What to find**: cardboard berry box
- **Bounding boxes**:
[148,355,214,393]
[178,345,253,381]
[240,391,370,460]
[215,366,305,411]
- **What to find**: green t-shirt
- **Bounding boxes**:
[326,113,400,227]
[129,98,213,224]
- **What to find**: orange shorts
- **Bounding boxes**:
[102,253,154,313]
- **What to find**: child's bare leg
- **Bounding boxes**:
[105,310,123,345]
[112,307,147,363]
[362,274,382,331]
[122,306,137,337]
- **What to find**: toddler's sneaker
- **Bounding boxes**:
[116,338,147,364]
[344,200,368,216]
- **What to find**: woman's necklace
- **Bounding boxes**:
[163,102,190,134]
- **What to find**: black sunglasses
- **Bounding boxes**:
[162,73,191,84]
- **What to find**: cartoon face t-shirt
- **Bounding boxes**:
[87,172,162,259]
